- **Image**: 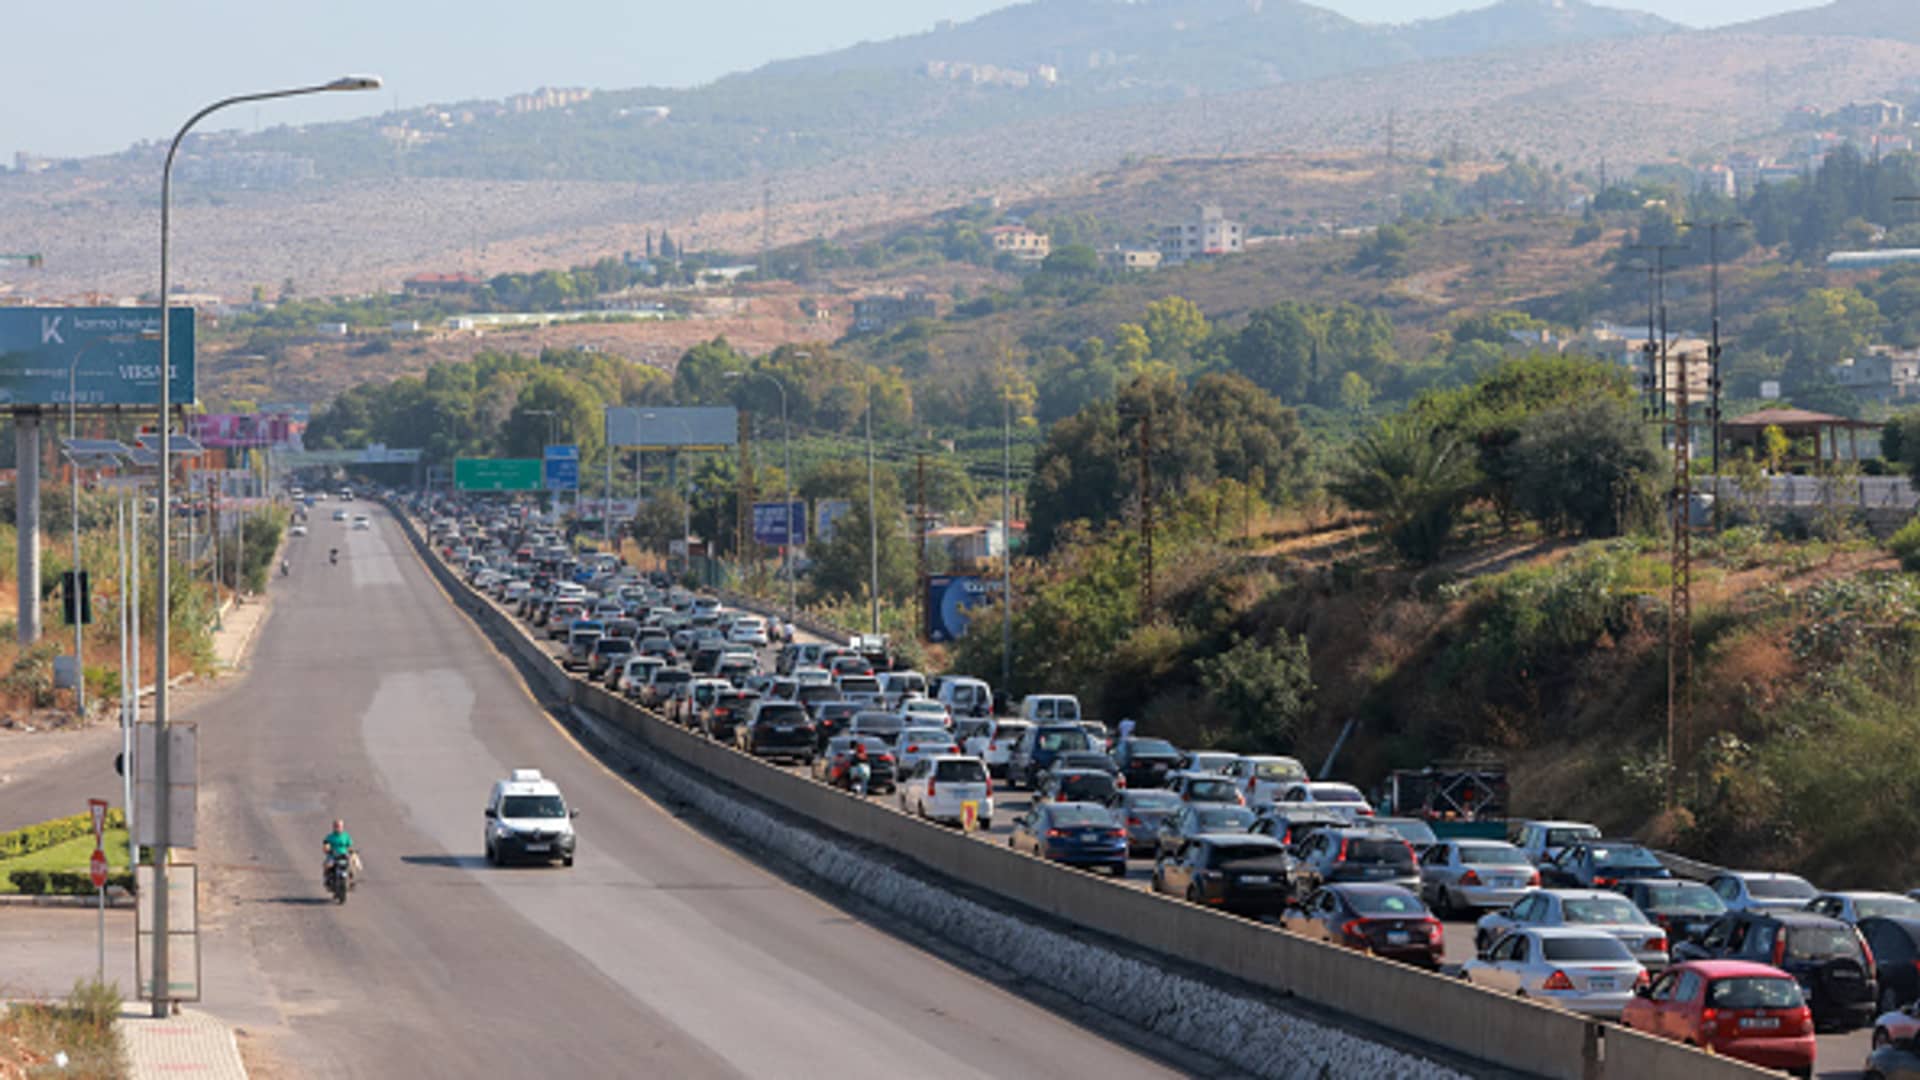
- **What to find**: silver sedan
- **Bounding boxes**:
[1419,839,1540,916]
[1474,888,1671,971]
[1461,927,1647,1018]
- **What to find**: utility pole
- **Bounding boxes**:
[737,410,754,571]
[865,393,879,635]
[1138,410,1154,617]
[1682,219,1750,529]
[1666,350,1695,811]
[1001,394,1013,703]
[915,453,928,643]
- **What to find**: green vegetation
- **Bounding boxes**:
[0,809,125,860]
[2,828,132,894]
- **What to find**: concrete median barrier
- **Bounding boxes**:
[394,501,1770,1080]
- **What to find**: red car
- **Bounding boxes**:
[1621,959,1815,1078]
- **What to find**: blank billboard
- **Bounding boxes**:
[605,406,737,450]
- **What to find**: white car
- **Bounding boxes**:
[1806,891,1920,924]
[332,509,349,521]
[792,666,833,688]
[1462,927,1646,1018]
[899,698,952,729]
[289,523,309,537]
[352,514,371,530]
[728,616,769,646]
[1272,781,1374,822]
[484,768,578,867]
[503,581,531,603]
[1419,840,1541,916]
[961,717,1030,778]
[1514,820,1602,868]
[1707,871,1819,914]
[893,727,960,774]
[1182,750,1239,775]
[1222,755,1309,808]
[1474,888,1669,970]
[898,755,993,828]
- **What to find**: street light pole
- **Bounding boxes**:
[728,371,795,622]
[152,73,381,1020]
[67,355,84,720]
[866,386,879,635]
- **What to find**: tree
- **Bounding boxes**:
[1039,243,1100,279]
[1197,632,1314,752]
[1339,371,1375,416]
[807,492,915,605]
[1509,398,1662,538]
[1328,417,1479,564]
[1141,296,1210,369]
[631,490,690,555]
[1351,223,1412,275]
[1226,304,1316,404]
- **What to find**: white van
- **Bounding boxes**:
[1019,694,1082,724]
[484,768,578,866]
[878,670,929,708]
[936,676,994,719]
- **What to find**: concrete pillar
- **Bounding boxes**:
[15,409,40,644]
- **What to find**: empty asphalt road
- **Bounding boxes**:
[11,503,1183,1078]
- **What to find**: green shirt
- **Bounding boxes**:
[324,830,354,857]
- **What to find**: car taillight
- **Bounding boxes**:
[1115,776,1126,788]
[1644,935,1667,953]
[906,744,919,753]
[1056,793,1068,802]
[1338,837,1349,860]
[1542,969,1575,991]
[1127,816,1143,826]
[1235,793,1246,806]
[1861,931,1878,973]
[985,777,993,795]
[1594,875,1617,888]
[1633,970,1650,989]
[1045,828,1067,838]
[1793,1005,1813,1035]
[1107,829,1125,839]
[1459,869,1482,886]
[1425,918,1444,944]
[927,778,937,797]
[879,754,894,762]
[1771,935,1787,967]
[1527,869,1541,886]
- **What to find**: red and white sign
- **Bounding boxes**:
[89,849,108,889]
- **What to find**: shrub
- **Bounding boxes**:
[10,870,45,894]
[1891,517,1920,572]
[0,809,126,860]
[1196,631,1314,752]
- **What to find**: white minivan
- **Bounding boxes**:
[484,768,578,866]
[1020,694,1082,724]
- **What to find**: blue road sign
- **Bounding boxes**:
[543,444,579,491]
[752,500,807,546]
[0,307,195,408]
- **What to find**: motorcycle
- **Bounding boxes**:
[324,852,352,904]
[329,548,339,566]
[849,759,872,798]
[280,559,291,577]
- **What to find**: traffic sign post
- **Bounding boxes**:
[88,798,108,981]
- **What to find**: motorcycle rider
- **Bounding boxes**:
[848,741,872,797]
[321,818,359,888]
[280,557,291,577]
[329,547,339,565]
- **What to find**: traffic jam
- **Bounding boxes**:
[422,494,1916,1078]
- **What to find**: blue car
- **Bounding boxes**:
[1008,801,1127,877]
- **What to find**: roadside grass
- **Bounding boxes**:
[0,830,130,894]
[0,979,127,1079]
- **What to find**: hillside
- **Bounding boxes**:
[1733,0,1920,43]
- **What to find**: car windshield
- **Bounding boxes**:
[1048,806,1111,828]
[1061,774,1116,797]
[1196,807,1255,830]
[1254,760,1305,780]
[1541,937,1633,962]
[1562,898,1645,924]
[1208,843,1285,868]
[1188,753,1235,772]
[758,705,808,724]
[1187,779,1238,799]
[656,671,691,686]
[1344,839,1413,866]
[1709,977,1805,1009]
[1126,791,1182,811]
[1460,845,1531,866]
[1311,784,1364,802]
[1378,819,1438,846]
[934,760,987,782]
[1129,738,1178,756]
[1546,826,1600,847]
[1590,845,1663,869]
[502,795,566,818]
[1347,890,1425,915]
[1787,927,1864,961]
[1857,896,1920,920]
[1038,729,1093,752]
[1748,877,1816,900]
[1059,753,1111,769]
[840,677,880,693]
[1642,885,1724,912]
[597,639,633,654]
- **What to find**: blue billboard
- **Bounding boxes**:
[926,575,996,643]
[543,444,579,491]
[0,307,195,408]
[751,500,807,546]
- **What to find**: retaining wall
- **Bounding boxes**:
[391,501,1771,1080]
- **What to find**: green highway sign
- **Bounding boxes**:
[454,458,542,492]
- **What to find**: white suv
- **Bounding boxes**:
[484,768,578,867]
[898,755,993,828]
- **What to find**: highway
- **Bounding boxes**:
[3,503,1185,1078]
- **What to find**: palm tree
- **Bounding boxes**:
[1329,417,1479,564]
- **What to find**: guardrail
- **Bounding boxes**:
[390,501,1770,1080]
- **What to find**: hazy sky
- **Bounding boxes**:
[3,0,1821,160]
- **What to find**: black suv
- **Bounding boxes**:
[1672,910,1877,1031]
[1113,737,1183,789]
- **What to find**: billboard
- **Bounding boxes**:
[543,444,579,491]
[605,406,737,450]
[751,500,807,546]
[926,575,996,643]
[816,499,853,544]
[0,307,195,408]
[189,412,304,449]
[454,458,542,491]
